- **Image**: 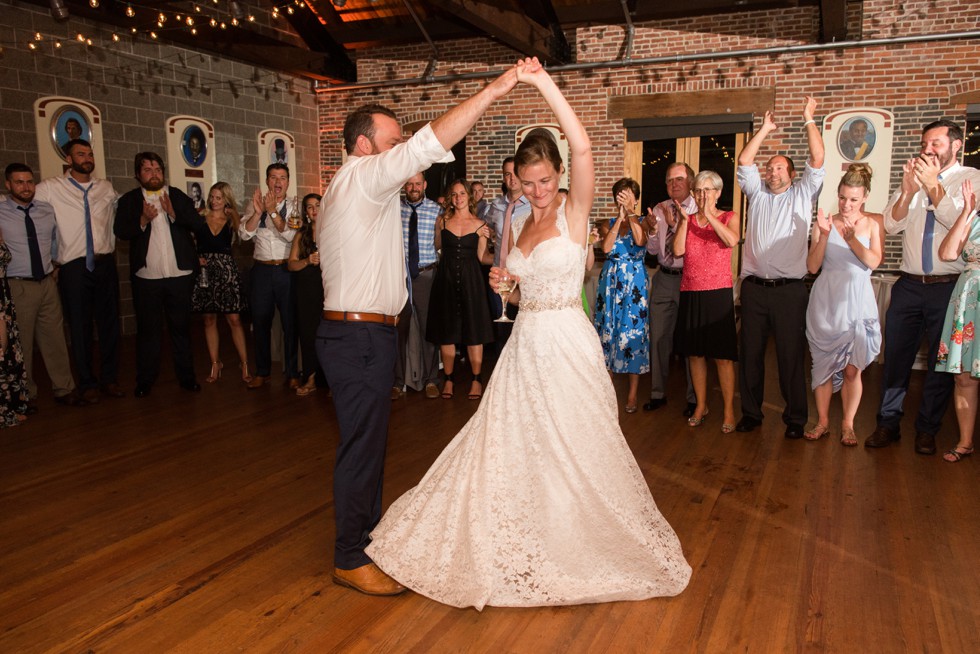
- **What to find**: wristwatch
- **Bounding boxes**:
[270,211,279,220]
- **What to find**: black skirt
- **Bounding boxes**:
[674,288,737,361]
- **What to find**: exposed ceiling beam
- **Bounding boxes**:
[20,0,352,81]
[556,0,819,26]
[819,0,849,43]
[521,0,572,64]
[428,0,565,64]
[281,0,356,81]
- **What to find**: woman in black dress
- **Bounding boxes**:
[427,179,494,400]
[288,193,325,397]
[192,182,251,383]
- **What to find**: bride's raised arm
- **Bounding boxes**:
[516,58,594,244]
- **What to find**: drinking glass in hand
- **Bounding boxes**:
[495,274,516,323]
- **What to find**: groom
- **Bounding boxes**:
[317,62,533,596]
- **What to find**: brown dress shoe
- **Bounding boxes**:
[865,426,900,448]
[424,382,440,399]
[391,386,405,400]
[246,375,270,390]
[332,563,407,596]
[81,388,101,405]
[288,378,302,390]
[914,431,937,455]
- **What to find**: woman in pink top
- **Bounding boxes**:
[672,170,741,432]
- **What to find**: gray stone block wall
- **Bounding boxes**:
[0,2,323,334]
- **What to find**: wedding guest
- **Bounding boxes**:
[672,170,740,432]
[867,119,977,454]
[288,193,325,396]
[594,177,649,413]
[427,179,494,400]
[935,179,979,462]
[192,182,251,384]
[114,152,204,397]
[804,164,883,445]
[0,230,29,427]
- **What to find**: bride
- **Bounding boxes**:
[365,58,691,610]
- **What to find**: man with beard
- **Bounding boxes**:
[866,119,980,454]
[114,152,204,397]
[393,172,441,399]
[36,139,124,403]
[0,163,85,410]
[735,97,825,440]
[239,163,299,389]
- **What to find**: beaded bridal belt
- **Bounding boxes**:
[520,297,581,312]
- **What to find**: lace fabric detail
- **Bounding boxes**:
[520,296,581,312]
[366,201,692,609]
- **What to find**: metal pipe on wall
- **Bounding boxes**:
[314,30,980,94]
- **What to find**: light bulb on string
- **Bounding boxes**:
[76,33,86,42]
[125,4,135,17]
[34,32,42,41]
[89,0,99,7]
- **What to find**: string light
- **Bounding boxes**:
[76,33,86,42]
[89,0,99,7]
[125,4,134,18]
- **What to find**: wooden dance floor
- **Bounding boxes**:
[1,337,978,653]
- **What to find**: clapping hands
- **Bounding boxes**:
[815,208,832,236]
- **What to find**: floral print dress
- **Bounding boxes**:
[937,220,980,377]
[0,242,29,427]
[593,219,650,374]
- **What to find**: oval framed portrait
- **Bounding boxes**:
[838,116,877,162]
[50,106,91,157]
[181,124,208,167]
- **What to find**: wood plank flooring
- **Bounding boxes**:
[1,337,978,653]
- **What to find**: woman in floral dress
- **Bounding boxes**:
[935,179,979,462]
[0,237,29,427]
[593,177,649,413]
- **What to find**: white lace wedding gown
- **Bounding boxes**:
[366,206,692,610]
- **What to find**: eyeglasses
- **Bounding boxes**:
[692,187,718,193]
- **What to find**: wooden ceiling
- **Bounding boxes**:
[21,0,847,82]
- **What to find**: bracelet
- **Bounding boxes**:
[803,119,816,127]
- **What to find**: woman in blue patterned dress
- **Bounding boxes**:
[594,177,649,412]
[935,179,979,463]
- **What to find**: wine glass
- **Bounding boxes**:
[494,273,516,323]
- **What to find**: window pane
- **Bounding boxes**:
[640,138,676,212]
[697,133,737,212]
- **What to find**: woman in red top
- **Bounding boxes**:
[672,170,741,432]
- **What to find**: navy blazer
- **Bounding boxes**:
[114,186,205,277]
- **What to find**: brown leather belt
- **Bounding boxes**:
[322,310,399,326]
[900,272,959,284]
[257,259,287,265]
[418,262,438,273]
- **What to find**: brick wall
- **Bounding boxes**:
[317,0,980,272]
[0,2,321,332]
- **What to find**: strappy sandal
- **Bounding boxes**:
[441,370,455,400]
[943,446,974,462]
[840,426,858,447]
[687,409,709,427]
[721,423,735,434]
[468,373,483,400]
[805,423,829,441]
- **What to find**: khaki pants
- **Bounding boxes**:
[9,276,76,399]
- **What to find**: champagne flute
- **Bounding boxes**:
[495,273,516,323]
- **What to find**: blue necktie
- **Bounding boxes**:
[19,204,46,280]
[67,177,95,272]
[921,174,943,274]
[408,202,420,280]
[922,209,935,274]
